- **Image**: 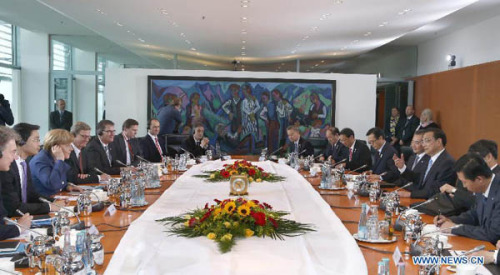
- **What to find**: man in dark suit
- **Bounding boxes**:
[397,128,456,199]
[182,124,209,158]
[286,126,314,157]
[439,140,500,213]
[85,120,121,175]
[435,153,500,244]
[339,128,372,172]
[158,98,182,136]
[0,123,60,217]
[393,130,430,190]
[365,127,400,182]
[49,99,73,131]
[141,118,167,162]
[112,119,142,166]
[398,105,420,160]
[320,127,349,163]
[0,126,33,240]
[66,122,111,184]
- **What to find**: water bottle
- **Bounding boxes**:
[358,203,368,240]
[215,141,221,158]
[320,163,331,188]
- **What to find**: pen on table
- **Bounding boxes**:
[16,209,25,216]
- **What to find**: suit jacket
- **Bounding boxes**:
[0,179,20,240]
[287,137,315,157]
[411,150,456,199]
[85,137,121,175]
[140,134,166,163]
[397,115,420,146]
[111,133,143,166]
[450,164,500,213]
[182,135,208,158]
[450,175,500,244]
[65,149,99,184]
[158,105,182,135]
[29,150,71,197]
[0,162,50,216]
[345,140,372,172]
[323,140,349,163]
[49,110,73,131]
[371,143,400,182]
[398,154,430,190]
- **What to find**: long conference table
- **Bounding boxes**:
[15,156,496,274]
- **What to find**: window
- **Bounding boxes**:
[52,40,71,71]
[0,22,13,66]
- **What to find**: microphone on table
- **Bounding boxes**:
[410,224,462,256]
[180,147,197,160]
[350,164,368,173]
[3,217,52,240]
[115,160,130,167]
[136,155,151,163]
[267,146,285,159]
[333,159,347,167]
[314,154,324,160]
[462,245,486,256]
[393,182,414,193]
[39,198,85,230]
[394,196,439,231]
[94,167,106,175]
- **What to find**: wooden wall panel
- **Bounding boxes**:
[413,60,500,160]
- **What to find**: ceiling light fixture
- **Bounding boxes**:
[185,40,191,44]
[379,22,388,27]
[159,8,169,15]
[242,40,246,44]
[398,9,412,16]
[190,47,197,51]
[115,22,123,27]
[333,0,344,4]
[364,32,372,36]
[138,38,145,43]
[241,46,246,50]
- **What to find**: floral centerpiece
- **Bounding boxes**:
[156,198,315,253]
[194,160,285,182]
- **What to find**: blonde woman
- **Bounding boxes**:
[29,129,82,196]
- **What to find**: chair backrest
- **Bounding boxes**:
[308,138,328,156]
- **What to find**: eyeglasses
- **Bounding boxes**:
[423,138,435,144]
[411,140,423,145]
[103,130,116,134]
[367,140,376,145]
[78,134,91,139]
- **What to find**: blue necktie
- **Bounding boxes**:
[423,158,434,183]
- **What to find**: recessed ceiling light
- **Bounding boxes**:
[241,31,247,35]
[321,60,325,63]
[126,30,131,33]
[138,38,145,43]
[241,46,246,49]
[333,0,343,4]
[159,8,169,15]
[291,50,296,54]
[242,40,246,44]
[115,22,123,27]
[364,32,372,36]
[379,22,388,27]
[180,33,185,37]
[398,8,412,15]
[241,53,246,56]
[351,40,359,44]
[190,47,197,51]
[311,26,319,32]
[96,9,106,15]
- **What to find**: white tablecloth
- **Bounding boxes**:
[105,161,367,275]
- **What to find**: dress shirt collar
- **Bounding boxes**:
[350,140,356,151]
[148,132,158,141]
[378,141,386,155]
[122,132,129,141]
[429,148,445,163]
[484,174,496,198]
[491,164,498,172]
[407,115,413,120]
[193,135,202,143]
[71,143,81,158]
[98,136,109,148]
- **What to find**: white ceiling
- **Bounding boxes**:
[1,0,499,71]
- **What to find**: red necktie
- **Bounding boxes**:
[126,139,134,159]
[155,137,163,155]
[349,148,353,161]
[78,153,84,173]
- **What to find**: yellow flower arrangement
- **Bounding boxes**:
[256,178,262,182]
[210,173,215,179]
[157,198,315,253]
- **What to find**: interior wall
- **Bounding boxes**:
[19,28,50,137]
[73,48,97,131]
[417,13,500,76]
[413,60,500,160]
[105,69,377,138]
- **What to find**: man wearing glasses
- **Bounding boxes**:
[85,120,121,175]
[66,121,111,183]
[395,128,455,198]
